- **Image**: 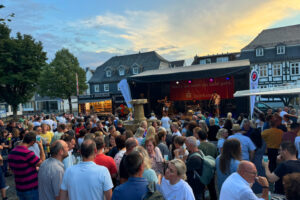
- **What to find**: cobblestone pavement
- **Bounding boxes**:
[5,175,17,200]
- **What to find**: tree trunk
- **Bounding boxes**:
[68,96,72,114]
[12,105,18,120]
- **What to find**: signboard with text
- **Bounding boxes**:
[170,77,234,101]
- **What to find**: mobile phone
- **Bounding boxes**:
[263,155,268,162]
[36,135,41,142]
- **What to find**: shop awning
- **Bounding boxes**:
[128,59,250,83]
[234,84,300,97]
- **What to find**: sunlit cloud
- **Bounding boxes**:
[75,0,300,61]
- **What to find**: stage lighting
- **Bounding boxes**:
[226,77,230,80]
[176,81,179,84]
[188,80,192,84]
[209,78,214,82]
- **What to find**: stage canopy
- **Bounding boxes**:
[128,59,250,83]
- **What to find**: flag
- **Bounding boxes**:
[250,69,259,118]
[118,79,132,108]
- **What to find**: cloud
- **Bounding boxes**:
[74,0,300,62]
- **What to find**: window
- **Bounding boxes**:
[259,65,268,77]
[106,70,111,77]
[256,48,264,57]
[277,46,285,54]
[117,84,120,91]
[94,84,99,92]
[119,67,125,76]
[22,102,34,109]
[216,57,229,63]
[104,84,109,92]
[133,67,139,74]
[199,58,211,64]
[290,62,300,75]
[272,64,282,76]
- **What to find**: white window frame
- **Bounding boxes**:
[259,65,268,77]
[104,84,109,92]
[272,63,282,76]
[94,84,100,92]
[277,46,285,55]
[290,62,300,75]
[106,70,111,77]
[119,68,125,76]
[117,84,120,91]
[132,67,139,75]
[256,48,264,57]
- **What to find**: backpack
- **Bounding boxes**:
[190,151,215,185]
[143,182,165,200]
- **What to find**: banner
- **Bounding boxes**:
[118,79,132,108]
[170,77,234,101]
[250,69,259,118]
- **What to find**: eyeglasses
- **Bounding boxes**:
[246,170,258,176]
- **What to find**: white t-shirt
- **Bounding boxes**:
[220,172,263,200]
[295,136,300,159]
[172,131,182,137]
[161,116,171,130]
[61,161,113,200]
[160,177,195,200]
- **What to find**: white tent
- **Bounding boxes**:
[234,84,300,97]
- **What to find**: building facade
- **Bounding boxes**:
[239,24,300,102]
[81,51,171,115]
[192,52,240,65]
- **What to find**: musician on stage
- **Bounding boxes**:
[210,91,220,117]
[158,96,171,113]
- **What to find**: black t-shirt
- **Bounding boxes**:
[186,151,205,195]
[208,125,220,141]
[119,154,129,180]
[274,160,300,194]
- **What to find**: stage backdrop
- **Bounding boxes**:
[170,77,234,101]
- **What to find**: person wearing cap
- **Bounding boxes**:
[228,124,256,161]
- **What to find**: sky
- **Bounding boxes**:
[2,0,300,68]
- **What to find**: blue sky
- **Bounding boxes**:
[2,0,300,68]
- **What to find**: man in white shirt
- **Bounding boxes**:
[220,161,269,200]
[60,139,113,200]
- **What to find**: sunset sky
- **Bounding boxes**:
[2,0,300,68]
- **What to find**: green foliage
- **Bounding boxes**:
[0,24,47,115]
[0,4,15,24]
[39,49,88,112]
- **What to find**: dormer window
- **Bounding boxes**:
[119,67,125,76]
[133,67,139,75]
[106,70,111,77]
[256,48,264,57]
[277,45,285,54]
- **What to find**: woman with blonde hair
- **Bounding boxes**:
[134,146,159,183]
[141,126,156,146]
[134,127,144,145]
[160,159,195,200]
[216,128,228,153]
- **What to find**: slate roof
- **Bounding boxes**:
[89,51,169,84]
[170,60,185,67]
[242,24,300,51]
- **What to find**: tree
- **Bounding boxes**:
[39,49,87,113]
[0,24,47,118]
[0,4,15,23]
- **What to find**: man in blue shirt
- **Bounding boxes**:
[112,151,149,200]
[228,124,256,161]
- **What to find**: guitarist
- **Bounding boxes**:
[209,91,220,117]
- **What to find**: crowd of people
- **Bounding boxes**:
[0,106,300,200]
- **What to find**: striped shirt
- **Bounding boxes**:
[8,145,40,192]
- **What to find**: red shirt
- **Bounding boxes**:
[94,153,117,176]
